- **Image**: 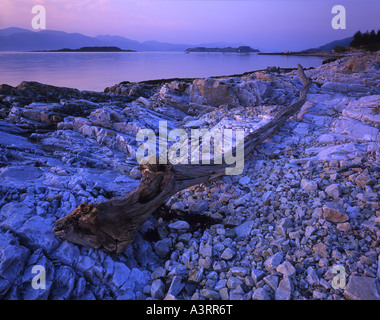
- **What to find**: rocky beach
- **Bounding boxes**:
[0,50,379,300]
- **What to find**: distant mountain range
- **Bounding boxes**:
[0,27,250,52]
[0,27,354,53]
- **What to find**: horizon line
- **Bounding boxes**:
[0,25,356,53]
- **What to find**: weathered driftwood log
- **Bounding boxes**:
[54,64,312,253]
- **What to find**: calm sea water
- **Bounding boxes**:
[0,52,323,92]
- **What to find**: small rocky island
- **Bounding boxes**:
[32,46,136,52]
[0,49,379,300]
[185,46,259,53]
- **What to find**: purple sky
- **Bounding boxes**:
[1,0,379,51]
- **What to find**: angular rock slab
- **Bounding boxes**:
[344,276,380,300]
[322,202,349,223]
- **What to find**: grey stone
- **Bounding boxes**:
[252,288,271,300]
[0,235,30,297]
[184,119,205,129]
[301,179,318,191]
[154,238,172,258]
[275,276,293,300]
[199,240,213,258]
[125,268,150,293]
[110,262,131,292]
[337,222,351,232]
[322,202,349,223]
[151,279,165,300]
[325,184,341,200]
[239,176,251,186]
[16,216,60,255]
[264,252,284,272]
[277,218,293,236]
[318,134,336,144]
[306,266,320,286]
[166,261,188,277]
[129,167,142,180]
[355,171,372,189]
[214,279,227,291]
[201,288,220,300]
[198,257,212,269]
[230,267,248,277]
[289,230,301,240]
[344,275,380,300]
[362,217,380,232]
[71,277,88,299]
[52,241,80,265]
[331,118,379,142]
[313,290,327,300]
[221,247,236,260]
[171,201,187,212]
[321,81,368,93]
[304,225,316,239]
[0,202,35,231]
[251,269,265,285]
[132,234,157,268]
[213,260,228,273]
[263,275,279,292]
[163,293,176,300]
[276,261,296,277]
[213,242,225,253]
[168,220,190,231]
[229,286,244,300]
[234,221,254,240]
[312,243,329,259]
[178,232,192,243]
[188,266,204,284]
[151,267,166,280]
[168,276,185,296]
[219,287,229,300]
[189,200,209,214]
[75,255,97,279]
[50,266,76,299]
[227,276,243,290]
[262,191,274,203]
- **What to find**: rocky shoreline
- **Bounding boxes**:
[0,50,379,300]
[258,50,343,58]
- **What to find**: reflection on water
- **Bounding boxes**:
[0,52,323,92]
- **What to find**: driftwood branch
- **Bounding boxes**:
[54,64,312,253]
